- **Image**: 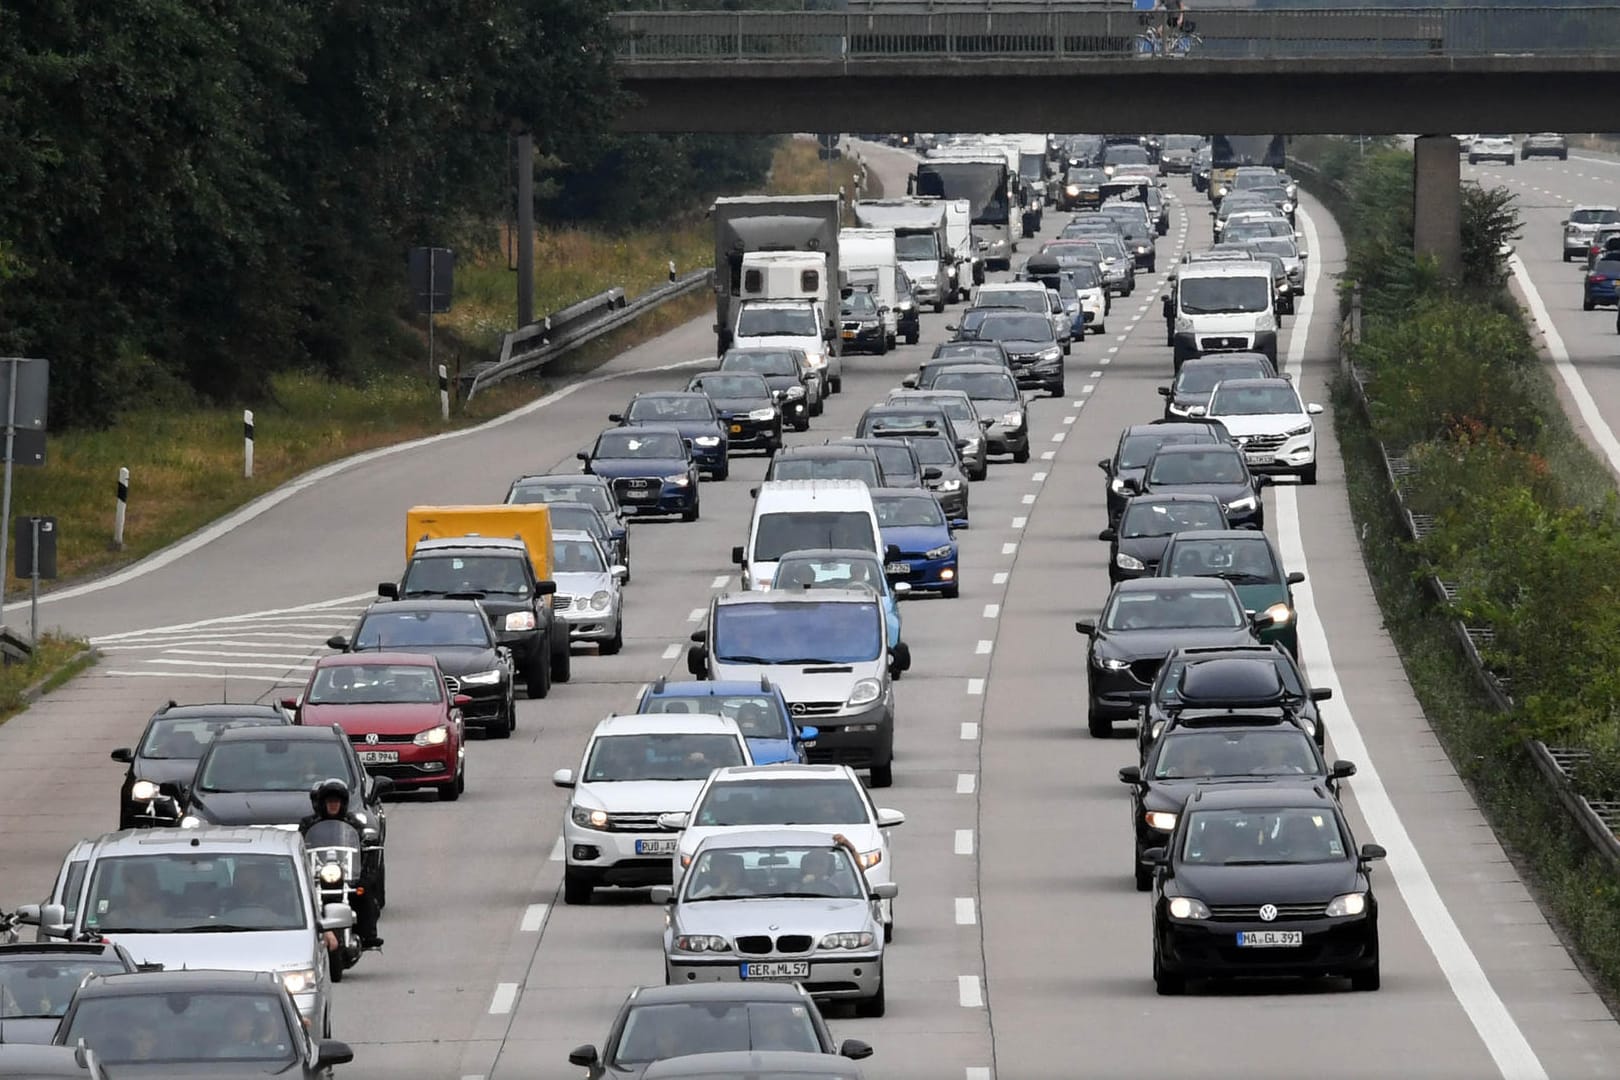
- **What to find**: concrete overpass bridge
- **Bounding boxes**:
[608,4,1620,135]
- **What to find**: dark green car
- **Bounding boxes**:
[1155,530,1303,655]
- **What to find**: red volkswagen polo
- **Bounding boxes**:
[289,652,467,801]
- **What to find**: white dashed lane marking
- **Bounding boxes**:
[955,829,975,855]
[488,983,519,1015]
[956,897,977,925]
[661,643,681,660]
[975,639,993,655]
[959,975,984,1008]
[520,904,548,933]
[991,571,1009,585]
[960,721,979,740]
[983,603,1000,618]
[966,678,985,696]
[957,773,977,794]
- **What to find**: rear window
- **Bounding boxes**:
[769,457,880,486]
[754,511,876,561]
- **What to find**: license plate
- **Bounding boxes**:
[730,424,743,433]
[625,488,654,499]
[635,839,677,855]
[358,750,398,764]
[885,562,909,574]
[841,330,856,339]
[1237,930,1302,948]
[1245,450,1272,463]
[742,961,810,979]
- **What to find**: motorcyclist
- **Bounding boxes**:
[299,777,382,950]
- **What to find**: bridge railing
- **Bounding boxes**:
[611,7,1620,62]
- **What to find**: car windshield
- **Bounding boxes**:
[683,845,864,902]
[642,694,790,739]
[694,777,868,828]
[60,990,297,1066]
[1068,264,1102,288]
[975,314,1054,342]
[549,506,606,537]
[401,554,529,597]
[773,557,885,596]
[1106,146,1149,164]
[866,412,939,438]
[1090,237,1129,258]
[583,733,745,782]
[596,430,685,460]
[769,456,880,485]
[83,853,307,934]
[1175,363,1268,394]
[713,601,882,664]
[1120,501,1225,539]
[1595,259,1620,277]
[354,609,490,649]
[1572,209,1620,225]
[907,436,957,466]
[906,396,974,423]
[1148,450,1247,485]
[1103,588,1244,631]
[629,397,714,421]
[935,372,1018,400]
[976,290,1047,314]
[753,511,876,561]
[614,1001,821,1066]
[841,293,877,318]
[1210,384,1301,416]
[555,537,607,573]
[723,352,799,378]
[1118,433,1214,469]
[736,306,818,337]
[508,482,615,515]
[866,443,917,480]
[893,232,940,261]
[1155,729,1319,779]
[1179,277,1271,315]
[693,374,771,402]
[1165,135,1203,151]
[934,343,1003,362]
[1249,237,1298,257]
[195,737,349,795]
[1165,538,1279,583]
[305,663,441,705]
[874,494,946,528]
[136,716,283,760]
[0,956,131,1018]
[1182,807,1348,865]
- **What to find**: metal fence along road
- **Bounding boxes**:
[611,6,1620,62]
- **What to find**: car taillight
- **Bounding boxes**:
[1592,275,1608,283]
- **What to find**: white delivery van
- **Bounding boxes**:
[731,298,840,393]
[740,250,832,311]
[944,198,981,292]
[852,199,951,311]
[732,479,883,593]
[1171,263,1279,371]
[840,227,900,348]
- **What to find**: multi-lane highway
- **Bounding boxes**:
[2,140,1617,1079]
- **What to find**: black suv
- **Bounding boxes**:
[110,703,290,829]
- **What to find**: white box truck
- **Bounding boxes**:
[839,227,900,348]
[852,199,951,312]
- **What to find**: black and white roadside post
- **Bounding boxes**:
[668,260,677,284]
[14,516,56,644]
[113,468,129,549]
[243,410,254,478]
[409,246,455,378]
[438,365,450,422]
[0,357,49,632]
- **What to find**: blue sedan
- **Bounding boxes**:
[578,425,701,521]
[610,391,729,480]
[634,677,813,764]
[871,488,961,599]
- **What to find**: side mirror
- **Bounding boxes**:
[1286,571,1305,585]
[1118,765,1143,785]
[876,808,906,828]
[1330,760,1358,780]
[612,565,629,581]
[901,375,918,389]
[319,903,357,931]
[1187,405,1207,418]
[885,544,903,562]
[1250,612,1276,631]
[1254,474,1272,487]
[568,1046,601,1068]
[686,645,706,677]
[1359,843,1387,862]
[893,581,912,595]
[1097,458,1111,472]
[690,628,708,643]
[797,725,820,742]
[535,580,557,596]
[731,545,745,566]
[280,697,299,712]
[650,885,674,905]
[552,768,575,788]
[608,413,623,422]
[1118,477,1138,494]
[377,582,399,600]
[110,747,134,764]
[657,812,689,831]
[326,635,349,650]
[452,694,472,708]
[981,417,994,428]
[956,439,969,449]
[945,324,959,332]
[871,882,899,900]
[840,1039,874,1061]
[1142,847,1169,866]
[1309,687,1333,702]
[923,466,943,481]
[950,518,969,530]
[1299,251,1310,260]
[316,1041,356,1070]
[1157,386,1171,398]
[1097,527,1117,542]
[1075,619,1096,636]
[576,451,589,462]
[40,903,68,939]
[372,776,396,796]
[1306,402,1324,415]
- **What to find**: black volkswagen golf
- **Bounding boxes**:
[1148,785,1385,995]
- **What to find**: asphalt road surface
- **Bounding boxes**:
[1,141,1616,1080]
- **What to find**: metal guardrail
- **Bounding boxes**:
[611,7,1620,62]
[465,269,712,400]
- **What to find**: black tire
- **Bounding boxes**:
[683,499,700,522]
[934,299,945,314]
[1135,861,1153,893]
[563,874,593,906]
[869,762,893,788]
[550,633,571,684]
[875,335,888,356]
[329,947,345,984]
[1563,251,1571,263]
[1153,949,1184,996]
[906,331,919,345]
[374,859,387,910]
[810,397,823,417]
[883,920,893,944]
[1351,963,1381,992]
[1584,298,1596,312]
[1051,383,1065,399]
[1301,464,1318,485]
[942,583,960,599]
[490,706,514,740]
[794,416,810,433]
[712,463,729,481]
[599,622,624,655]
[1012,445,1030,464]
[1094,322,1106,335]
[855,979,887,1018]
[830,376,842,393]
[1088,708,1113,739]
[524,653,547,700]
[437,765,463,802]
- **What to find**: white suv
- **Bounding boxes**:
[660,764,905,938]
[1563,206,1620,263]
[1192,376,1324,485]
[1468,135,1516,166]
[553,714,753,905]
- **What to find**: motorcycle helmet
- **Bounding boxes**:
[310,777,351,816]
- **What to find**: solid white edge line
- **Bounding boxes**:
[1282,207,1548,1080]
[1509,253,1620,472]
[956,897,977,925]
[520,903,548,933]
[488,983,520,1015]
[954,829,975,855]
[10,355,717,613]
[958,974,984,1008]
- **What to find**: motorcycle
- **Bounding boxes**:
[305,818,366,981]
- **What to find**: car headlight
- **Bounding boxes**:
[784,385,806,399]
[318,861,345,885]
[936,479,962,493]
[857,849,882,870]
[1326,892,1367,917]
[131,780,161,801]
[1256,313,1277,332]
[821,931,875,949]
[917,276,936,288]
[964,437,981,453]
[861,319,880,330]
[1096,656,1130,672]
[572,806,610,830]
[414,724,450,747]
[1174,316,1193,333]
[674,935,732,953]
[1263,603,1293,626]
[1168,896,1211,920]
[1115,552,1145,571]
[693,435,721,447]
[1039,346,1062,362]
[1136,245,1148,254]
[1299,716,1318,737]
[181,815,202,828]
[664,473,691,487]
[899,300,915,312]
[847,678,882,707]
[1000,411,1024,427]
[1145,811,1178,832]
[1066,185,1080,196]
[804,353,827,370]
[748,407,776,421]
[504,611,536,632]
[1227,495,1257,513]
[1217,185,1229,197]
[590,590,612,612]
[1286,422,1313,437]
[924,543,953,560]
[460,669,504,686]
[281,967,319,995]
[1282,201,1295,213]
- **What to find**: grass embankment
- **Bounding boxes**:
[1297,141,1620,1004]
[0,635,95,721]
[6,137,880,596]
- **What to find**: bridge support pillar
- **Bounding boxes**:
[1412,135,1461,278]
